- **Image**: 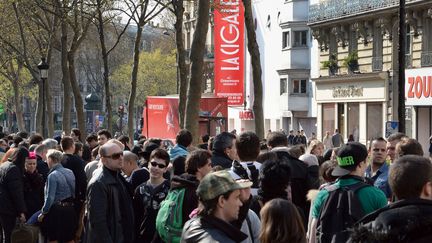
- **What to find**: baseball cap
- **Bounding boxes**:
[332,142,368,177]
[197,170,253,201]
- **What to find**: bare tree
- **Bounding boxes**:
[243,0,264,139]
[122,0,170,140]
[184,0,210,143]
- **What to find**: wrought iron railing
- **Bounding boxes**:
[372,56,383,71]
[421,52,432,67]
[309,0,420,24]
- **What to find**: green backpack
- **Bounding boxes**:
[156,188,186,243]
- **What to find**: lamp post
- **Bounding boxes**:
[398,0,406,133]
[37,58,49,138]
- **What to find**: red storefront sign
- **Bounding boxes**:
[214,0,245,106]
[405,68,432,106]
[239,109,254,120]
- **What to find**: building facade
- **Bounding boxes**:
[309,0,432,149]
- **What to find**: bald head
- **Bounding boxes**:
[106,139,125,151]
[122,151,139,176]
[100,143,124,171]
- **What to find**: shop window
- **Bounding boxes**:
[282,31,290,49]
[347,103,359,142]
[280,78,287,95]
[367,103,383,141]
[292,79,307,94]
[322,103,335,139]
[293,30,308,47]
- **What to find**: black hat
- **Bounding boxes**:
[332,142,368,177]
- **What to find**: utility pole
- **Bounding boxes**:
[398,0,406,133]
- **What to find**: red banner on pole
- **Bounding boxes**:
[214,0,244,106]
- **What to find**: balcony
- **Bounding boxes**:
[421,52,432,67]
[372,56,383,71]
[309,0,418,24]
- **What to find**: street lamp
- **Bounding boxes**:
[37,57,49,138]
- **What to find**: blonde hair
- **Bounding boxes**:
[306,139,324,156]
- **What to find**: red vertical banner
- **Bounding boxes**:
[214,0,245,106]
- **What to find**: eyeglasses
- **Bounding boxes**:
[104,152,123,160]
[150,161,167,169]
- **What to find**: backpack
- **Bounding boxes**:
[316,181,370,243]
[156,188,186,243]
[233,161,259,188]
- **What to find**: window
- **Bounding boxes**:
[349,31,358,53]
[280,78,287,95]
[367,103,383,140]
[282,31,290,49]
[292,79,307,94]
[322,103,335,139]
[293,30,308,47]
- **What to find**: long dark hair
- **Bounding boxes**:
[9,147,29,173]
[260,199,306,243]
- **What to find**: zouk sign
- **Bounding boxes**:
[406,68,432,106]
[214,0,244,106]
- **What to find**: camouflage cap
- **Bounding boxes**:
[197,170,253,201]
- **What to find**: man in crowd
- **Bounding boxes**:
[169,129,192,161]
[229,131,261,195]
[181,171,251,242]
[61,136,87,211]
[309,142,387,242]
[331,129,343,147]
[386,132,406,163]
[287,130,295,146]
[365,137,391,199]
[97,129,112,147]
[395,137,424,158]
[35,144,49,182]
[267,131,318,218]
[351,155,432,242]
[86,133,98,150]
[85,142,134,243]
[121,151,139,181]
[133,149,170,242]
[211,132,238,169]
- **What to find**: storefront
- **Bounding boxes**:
[314,72,389,145]
[405,67,432,154]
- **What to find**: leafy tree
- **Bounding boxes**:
[110,48,176,113]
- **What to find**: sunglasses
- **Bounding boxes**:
[105,152,123,160]
[150,161,167,169]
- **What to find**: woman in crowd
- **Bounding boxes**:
[260,198,306,243]
[38,149,77,243]
[70,128,82,142]
[0,147,28,243]
[23,151,44,219]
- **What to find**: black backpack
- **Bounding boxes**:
[232,161,259,188]
[316,179,370,243]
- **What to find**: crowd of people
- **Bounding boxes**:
[0,128,431,243]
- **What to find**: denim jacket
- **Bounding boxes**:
[41,163,75,214]
[365,162,391,198]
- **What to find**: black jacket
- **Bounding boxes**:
[181,215,248,243]
[36,155,49,182]
[23,170,44,218]
[62,154,87,203]
[272,147,319,218]
[350,198,432,243]
[0,161,27,216]
[85,166,135,243]
[211,151,233,169]
[171,174,200,225]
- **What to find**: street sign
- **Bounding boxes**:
[385,121,399,138]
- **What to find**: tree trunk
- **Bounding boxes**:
[96,0,113,134]
[174,0,188,128]
[61,19,72,134]
[11,64,25,132]
[243,0,264,139]
[36,82,43,134]
[68,52,87,139]
[128,21,144,142]
[184,0,210,144]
